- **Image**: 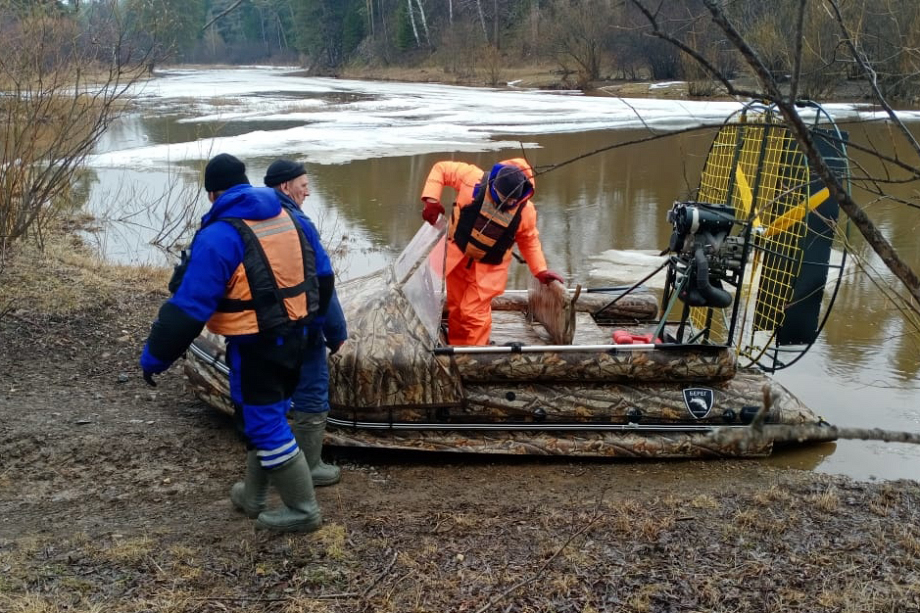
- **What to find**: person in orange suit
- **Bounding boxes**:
[420,157,565,345]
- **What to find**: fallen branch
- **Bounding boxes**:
[193,590,361,602]
[473,511,602,613]
[188,552,399,604]
[192,596,291,602]
[362,549,399,599]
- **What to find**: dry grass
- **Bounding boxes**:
[752,483,795,506]
[1,479,920,612]
[0,62,148,92]
[806,485,841,512]
[1,217,169,317]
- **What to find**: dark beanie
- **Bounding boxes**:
[492,165,529,202]
[204,153,249,192]
[264,159,306,187]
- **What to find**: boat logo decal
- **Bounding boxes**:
[682,388,714,419]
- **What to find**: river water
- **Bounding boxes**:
[83,67,919,481]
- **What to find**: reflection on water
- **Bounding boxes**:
[84,81,920,482]
[764,442,838,472]
[83,167,203,264]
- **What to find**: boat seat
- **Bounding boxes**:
[572,312,610,345]
[490,310,550,345]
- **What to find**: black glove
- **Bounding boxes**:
[142,370,158,387]
[140,344,170,387]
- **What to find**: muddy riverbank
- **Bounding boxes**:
[1,225,919,611]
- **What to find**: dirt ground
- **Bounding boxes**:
[2,232,920,613]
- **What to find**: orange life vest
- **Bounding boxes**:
[449,171,527,265]
[207,209,318,335]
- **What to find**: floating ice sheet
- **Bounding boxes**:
[88,67,920,169]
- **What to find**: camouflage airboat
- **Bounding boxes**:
[185,101,849,458]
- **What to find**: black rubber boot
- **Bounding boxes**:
[255,450,322,533]
[291,411,341,486]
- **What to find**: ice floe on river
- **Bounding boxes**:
[87,66,920,169]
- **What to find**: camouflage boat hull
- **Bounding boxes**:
[184,224,834,459]
[322,428,777,458]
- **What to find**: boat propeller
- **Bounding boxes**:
[657,100,850,372]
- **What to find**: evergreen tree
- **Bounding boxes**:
[126,0,207,70]
[293,0,364,70]
[394,1,415,51]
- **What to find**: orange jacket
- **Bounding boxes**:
[421,158,548,291]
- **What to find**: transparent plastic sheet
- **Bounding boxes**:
[394,218,447,343]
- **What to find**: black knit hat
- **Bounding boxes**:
[264,159,306,187]
[204,153,249,193]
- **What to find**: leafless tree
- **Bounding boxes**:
[406,0,420,47]
[547,0,616,86]
[628,0,920,312]
[414,0,430,46]
[0,3,148,258]
[474,0,487,40]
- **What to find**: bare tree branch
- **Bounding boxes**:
[789,0,807,102]
[534,123,721,179]
[824,0,920,162]
[473,510,602,613]
[202,0,244,32]
[625,0,920,306]
[628,0,765,101]
[697,0,920,305]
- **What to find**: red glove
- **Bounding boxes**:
[422,199,445,225]
[536,269,565,285]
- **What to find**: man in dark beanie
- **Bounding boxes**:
[420,157,564,346]
[140,152,336,533]
[262,158,348,489]
[204,153,249,193]
[264,158,306,188]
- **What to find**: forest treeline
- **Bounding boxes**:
[2,0,919,318]
[3,0,919,98]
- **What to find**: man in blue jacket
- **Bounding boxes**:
[264,159,347,487]
[139,153,335,533]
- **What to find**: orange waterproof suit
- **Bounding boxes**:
[421,158,549,345]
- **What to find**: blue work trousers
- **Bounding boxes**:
[228,326,306,469]
[291,329,329,415]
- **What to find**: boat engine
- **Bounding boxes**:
[665,201,744,309]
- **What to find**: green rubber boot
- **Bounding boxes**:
[255,450,323,533]
[230,450,268,519]
[291,411,341,486]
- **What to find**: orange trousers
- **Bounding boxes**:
[445,262,503,346]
